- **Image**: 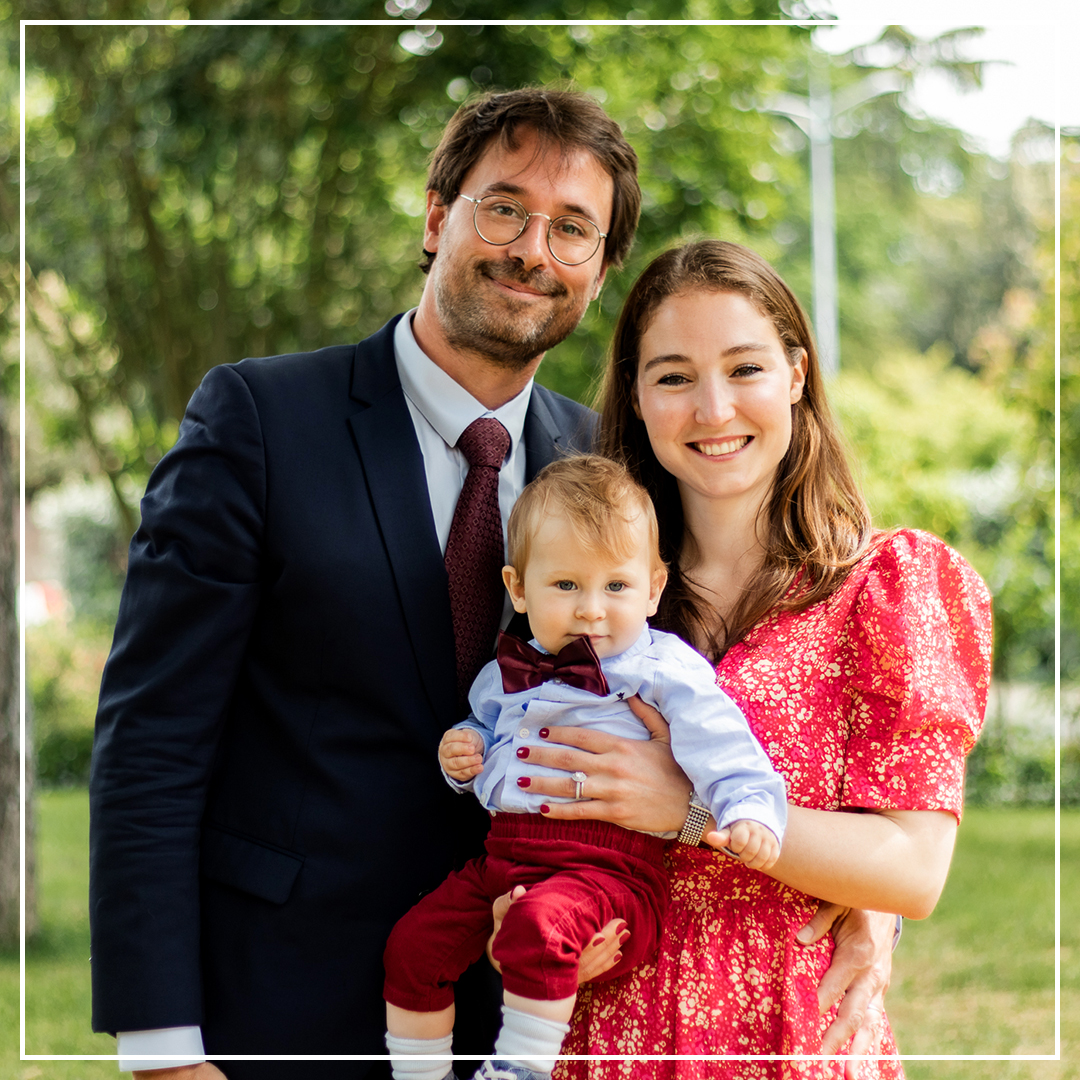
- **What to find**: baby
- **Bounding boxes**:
[382,454,787,1080]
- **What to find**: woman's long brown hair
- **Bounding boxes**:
[596,240,873,663]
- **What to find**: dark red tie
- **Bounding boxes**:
[497,632,610,697]
[445,417,512,714]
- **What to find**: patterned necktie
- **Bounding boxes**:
[445,417,511,714]
[496,632,610,697]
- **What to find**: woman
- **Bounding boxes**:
[531,241,992,1077]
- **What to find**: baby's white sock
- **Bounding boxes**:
[492,1004,571,1075]
[385,1032,454,1080]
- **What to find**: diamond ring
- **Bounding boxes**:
[571,770,587,800]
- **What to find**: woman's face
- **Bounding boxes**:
[633,289,807,514]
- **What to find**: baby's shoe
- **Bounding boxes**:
[473,1060,551,1080]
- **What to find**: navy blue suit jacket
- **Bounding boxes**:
[89,315,596,1074]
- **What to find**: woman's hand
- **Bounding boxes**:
[487,887,628,984]
[797,903,895,1079]
[520,696,692,835]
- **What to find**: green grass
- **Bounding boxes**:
[3,789,115,1079]
[889,807,1079,1079]
[2,793,1076,1078]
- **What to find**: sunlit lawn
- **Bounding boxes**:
[1,792,1076,1079]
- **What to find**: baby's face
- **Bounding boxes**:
[503,511,665,659]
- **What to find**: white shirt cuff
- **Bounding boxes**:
[117,1026,206,1072]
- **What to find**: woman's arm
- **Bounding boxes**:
[529,700,958,920]
[711,805,958,920]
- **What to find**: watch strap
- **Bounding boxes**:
[677,795,711,846]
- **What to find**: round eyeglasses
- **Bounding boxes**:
[458,193,607,266]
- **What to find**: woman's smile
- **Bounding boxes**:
[635,289,806,512]
[689,436,752,457]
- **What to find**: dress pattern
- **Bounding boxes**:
[555,530,993,1079]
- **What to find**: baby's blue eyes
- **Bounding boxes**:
[553,581,627,592]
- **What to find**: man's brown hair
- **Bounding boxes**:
[423,86,640,274]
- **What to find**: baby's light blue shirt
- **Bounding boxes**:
[445,626,788,843]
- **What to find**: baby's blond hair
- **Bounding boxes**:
[507,454,665,577]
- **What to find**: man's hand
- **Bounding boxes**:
[439,727,485,782]
[133,1065,227,1079]
[797,903,895,1079]
[521,696,691,834]
[487,887,628,984]
[704,819,780,871]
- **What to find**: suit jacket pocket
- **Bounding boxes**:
[200,824,305,905]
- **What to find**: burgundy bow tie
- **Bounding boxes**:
[497,632,610,697]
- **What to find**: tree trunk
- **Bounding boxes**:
[0,394,33,946]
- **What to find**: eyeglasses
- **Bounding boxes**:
[458,193,607,266]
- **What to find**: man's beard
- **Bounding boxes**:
[433,257,590,370]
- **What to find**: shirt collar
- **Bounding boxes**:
[528,625,654,664]
[394,309,533,450]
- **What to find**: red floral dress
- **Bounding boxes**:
[556,530,993,1079]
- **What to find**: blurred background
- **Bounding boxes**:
[0,2,1076,1076]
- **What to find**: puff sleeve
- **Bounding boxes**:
[839,530,993,819]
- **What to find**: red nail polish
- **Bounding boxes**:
[516,777,531,788]
[591,935,605,947]
[540,804,550,814]
[516,747,530,759]
[618,930,631,944]
[539,728,549,739]
[612,952,623,964]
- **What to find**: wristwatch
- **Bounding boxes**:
[677,794,711,846]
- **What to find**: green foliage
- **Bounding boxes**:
[832,346,1055,681]
[28,620,112,787]
[57,511,126,626]
[22,19,808,518]
[834,346,1023,542]
[17,17,1056,690]
[964,727,1059,808]
[1060,139,1080,684]
[963,133,1073,685]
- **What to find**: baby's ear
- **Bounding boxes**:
[502,565,529,613]
[648,566,668,616]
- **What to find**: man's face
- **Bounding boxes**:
[422,128,614,370]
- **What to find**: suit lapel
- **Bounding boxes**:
[522,385,566,482]
[346,339,591,728]
[346,318,458,730]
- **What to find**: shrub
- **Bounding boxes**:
[27,620,111,787]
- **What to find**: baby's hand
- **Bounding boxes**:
[439,727,485,782]
[704,819,780,871]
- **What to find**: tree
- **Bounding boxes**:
[0,381,24,947]
[22,18,806,540]
[20,14,1053,691]
[0,7,31,944]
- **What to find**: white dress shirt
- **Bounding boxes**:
[116,311,536,1070]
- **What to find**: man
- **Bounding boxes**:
[90,87,645,1080]
[90,85,892,1080]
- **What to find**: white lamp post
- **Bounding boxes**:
[766,54,905,376]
